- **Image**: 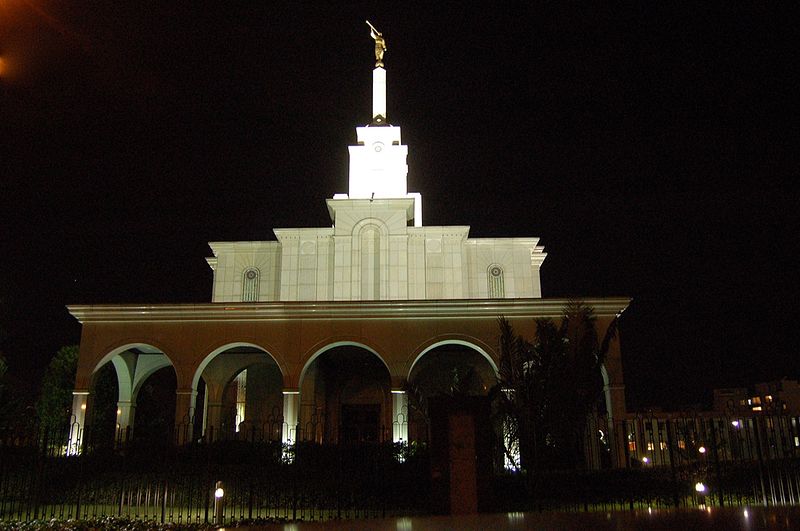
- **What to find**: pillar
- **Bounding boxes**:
[174,388,197,445]
[373,67,386,121]
[282,389,299,445]
[391,389,408,444]
[605,382,629,468]
[205,401,225,442]
[115,400,135,443]
[68,391,89,455]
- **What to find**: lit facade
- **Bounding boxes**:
[68,39,629,463]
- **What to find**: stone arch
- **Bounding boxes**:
[192,341,286,441]
[298,340,393,444]
[192,341,286,392]
[90,342,177,437]
[299,339,391,388]
[407,337,499,380]
[91,341,176,378]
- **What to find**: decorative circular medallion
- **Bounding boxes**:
[373,141,384,152]
[245,270,257,280]
[490,266,502,277]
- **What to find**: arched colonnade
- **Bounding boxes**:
[67,299,629,460]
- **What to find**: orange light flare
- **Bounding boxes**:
[0,0,91,82]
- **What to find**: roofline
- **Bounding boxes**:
[67,297,631,324]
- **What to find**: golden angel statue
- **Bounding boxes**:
[366,20,387,67]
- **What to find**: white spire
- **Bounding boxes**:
[373,67,387,124]
[333,23,422,226]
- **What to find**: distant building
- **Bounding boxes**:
[715,379,800,416]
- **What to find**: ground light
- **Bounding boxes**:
[214,481,224,524]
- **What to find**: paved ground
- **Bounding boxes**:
[226,506,800,530]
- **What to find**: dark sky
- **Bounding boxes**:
[2,3,796,410]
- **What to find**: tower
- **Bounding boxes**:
[335,22,423,226]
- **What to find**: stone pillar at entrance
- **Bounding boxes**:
[605,382,628,467]
[174,389,197,444]
[115,400,135,443]
[391,389,408,443]
[68,391,89,455]
[205,401,225,442]
[282,389,299,445]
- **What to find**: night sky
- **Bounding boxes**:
[2,3,796,410]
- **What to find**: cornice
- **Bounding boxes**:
[67,297,631,324]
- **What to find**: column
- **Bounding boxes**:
[68,391,89,455]
[174,388,197,445]
[605,382,629,468]
[282,389,299,445]
[115,400,135,444]
[373,67,386,121]
[391,389,408,444]
[205,402,225,442]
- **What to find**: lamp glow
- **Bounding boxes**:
[642,456,649,464]
[731,420,740,428]
[695,482,707,493]
[214,487,224,499]
[698,446,706,454]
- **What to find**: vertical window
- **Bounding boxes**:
[360,227,380,300]
[235,370,247,432]
[488,264,505,298]
[242,268,260,302]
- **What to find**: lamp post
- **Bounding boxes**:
[695,481,707,508]
[213,481,225,525]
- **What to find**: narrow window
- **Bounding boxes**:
[235,370,247,432]
[488,264,505,298]
[242,268,260,302]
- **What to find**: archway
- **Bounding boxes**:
[193,343,284,442]
[407,342,499,444]
[86,343,176,446]
[299,343,392,444]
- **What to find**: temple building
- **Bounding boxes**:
[68,28,629,462]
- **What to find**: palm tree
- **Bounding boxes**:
[495,301,618,473]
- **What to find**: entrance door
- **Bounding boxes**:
[341,404,380,443]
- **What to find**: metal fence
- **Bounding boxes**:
[0,423,429,524]
[2,412,800,524]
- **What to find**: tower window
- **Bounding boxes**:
[488,265,505,298]
[242,268,260,302]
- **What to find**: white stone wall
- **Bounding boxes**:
[208,213,546,303]
[207,242,281,302]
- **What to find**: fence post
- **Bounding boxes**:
[710,421,724,507]
[753,417,768,506]
[665,420,680,508]
[161,478,167,524]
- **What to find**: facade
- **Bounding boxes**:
[68,39,629,462]
[713,379,800,416]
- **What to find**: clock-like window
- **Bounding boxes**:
[242,268,260,302]
[488,264,505,298]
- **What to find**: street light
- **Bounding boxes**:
[214,481,224,524]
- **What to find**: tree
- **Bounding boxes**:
[495,301,618,473]
[36,345,79,432]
